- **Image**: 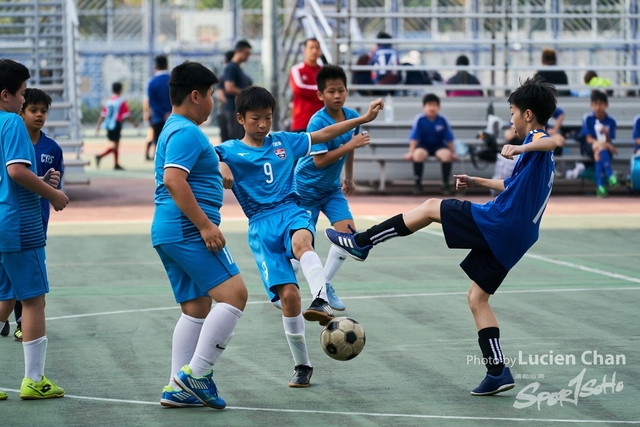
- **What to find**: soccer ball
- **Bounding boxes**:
[321,317,366,361]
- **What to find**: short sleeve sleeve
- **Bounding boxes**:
[633,117,640,139]
[2,116,32,166]
[443,117,455,142]
[276,131,310,160]
[409,114,422,141]
[164,129,203,173]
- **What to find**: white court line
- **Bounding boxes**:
[0,389,637,424]
[45,286,640,321]
[418,229,640,284]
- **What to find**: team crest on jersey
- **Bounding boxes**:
[274,148,286,159]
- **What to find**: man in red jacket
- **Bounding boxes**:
[289,38,324,132]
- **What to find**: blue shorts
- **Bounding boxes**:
[440,199,508,294]
[417,142,448,156]
[248,203,315,302]
[155,239,240,304]
[0,248,49,301]
[301,188,353,225]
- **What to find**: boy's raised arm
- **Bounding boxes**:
[310,98,383,145]
[501,135,558,159]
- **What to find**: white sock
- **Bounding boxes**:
[324,245,348,284]
[283,314,311,367]
[23,336,47,382]
[169,313,204,388]
[299,251,327,301]
[290,259,301,275]
[189,302,243,377]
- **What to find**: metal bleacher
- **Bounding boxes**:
[0,0,88,186]
[344,96,638,192]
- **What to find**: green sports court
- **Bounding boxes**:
[1,160,638,425]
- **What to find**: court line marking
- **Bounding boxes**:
[419,229,640,284]
[45,286,640,321]
[0,389,637,423]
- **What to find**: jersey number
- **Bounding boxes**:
[263,162,274,183]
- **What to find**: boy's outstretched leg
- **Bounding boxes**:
[467,282,514,396]
[292,230,334,326]
[325,199,441,261]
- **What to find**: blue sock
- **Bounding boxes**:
[595,160,605,187]
[600,150,613,178]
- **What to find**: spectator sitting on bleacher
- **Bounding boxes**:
[581,90,619,197]
[404,93,457,195]
[369,31,401,94]
[446,55,483,97]
[535,48,571,97]
[573,71,613,97]
[352,54,374,96]
[633,113,640,155]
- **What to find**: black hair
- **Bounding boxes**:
[235,86,276,116]
[507,75,557,126]
[590,90,608,104]
[316,65,347,92]
[112,82,123,94]
[422,93,440,106]
[456,55,470,66]
[22,88,52,110]
[155,55,168,70]
[376,31,392,39]
[234,39,252,52]
[0,59,31,95]
[304,38,319,47]
[168,61,219,106]
[224,50,235,63]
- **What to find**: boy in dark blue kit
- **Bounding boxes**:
[327,76,559,396]
[580,90,618,197]
[405,93,457,194]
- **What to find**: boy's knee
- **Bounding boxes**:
[467,284,490,311]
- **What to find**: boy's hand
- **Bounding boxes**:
[362,98,384,123]
[50,189,69,211]
[349,132,370,149]
[200,222,225,253]
[219,162,234,189]
[501,144,525,160]
[454,174,475,191]
[43,168,60,188]
[342,178,356,196]
[606,142,618,155]
[403,151,414,161]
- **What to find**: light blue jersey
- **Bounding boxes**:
[151,114,224,246]
[0,112,45,252]
[101,95,127,131]
[471,130,555,269]
[216,131,311,220]
[294,107,360,207]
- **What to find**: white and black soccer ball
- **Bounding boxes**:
[321,317,366,361]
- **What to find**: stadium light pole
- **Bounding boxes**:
[148,0,156,78]
[263,0,280,130]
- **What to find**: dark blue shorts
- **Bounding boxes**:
[440,199,508,294]
[417,142,448,156]
[107,121,123,143]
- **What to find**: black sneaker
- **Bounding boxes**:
[95,155,101,168]
[14,324,22,342]
[288,365,313,388]
[303,297,334,326]
[114,164,125,170]
[1,322,8,337]
[412,183,423,195]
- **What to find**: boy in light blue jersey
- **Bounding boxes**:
[216,86,382,387]
[151,61,248,409]
[581,90,619,197]
[326,76,559,396]
[0,59,69,402]
[294,65,371,311]
[4,88,66,343]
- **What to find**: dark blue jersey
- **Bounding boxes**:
[471,130,555,269]
[33,132,64,236]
